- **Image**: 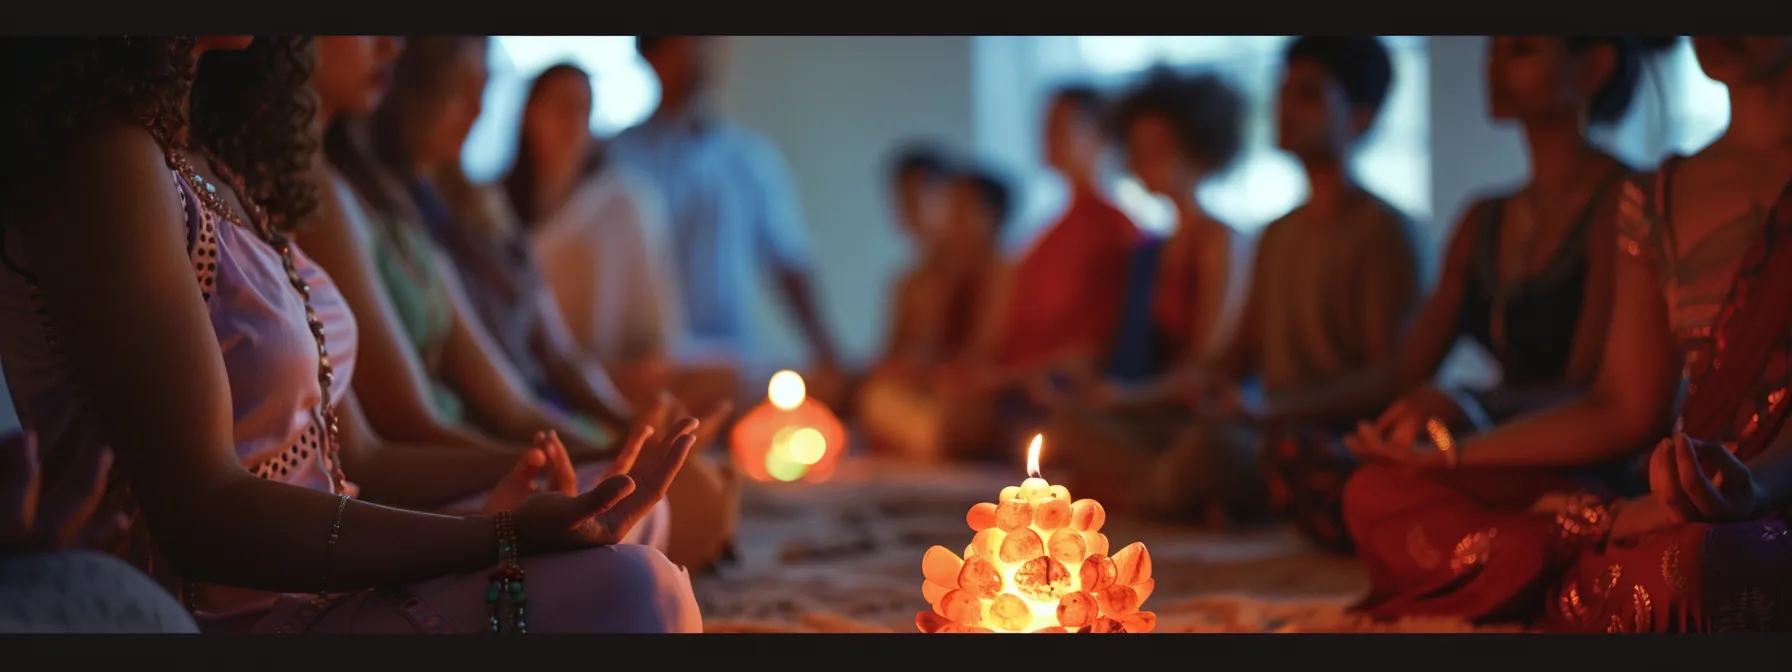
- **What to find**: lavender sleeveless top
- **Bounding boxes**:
[0,167,359,618]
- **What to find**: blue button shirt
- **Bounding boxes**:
[609,113,814,359]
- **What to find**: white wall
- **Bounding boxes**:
[716,36,978,371]
[1426,36,1529,256]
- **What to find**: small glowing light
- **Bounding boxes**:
[765,428,809,482]
[768,370,806,411]
[787,428,827,465]
[1026,434,1043,479]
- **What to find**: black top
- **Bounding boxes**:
[1457,169,1625,388]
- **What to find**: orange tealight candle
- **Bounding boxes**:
[917,435,1156,634]
[729,370,846,483]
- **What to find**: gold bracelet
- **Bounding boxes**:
[319,493,350,598]
[1425,418,1461,469]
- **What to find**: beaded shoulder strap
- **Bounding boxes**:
[181,171,224,303]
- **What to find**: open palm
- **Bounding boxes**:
[512,413,700,553]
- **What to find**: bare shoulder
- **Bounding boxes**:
[14,123,181,236]
[293,166,362,246]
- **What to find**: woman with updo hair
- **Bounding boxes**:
[1043,67,1255,523]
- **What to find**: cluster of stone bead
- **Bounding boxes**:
[918,479,1156,633]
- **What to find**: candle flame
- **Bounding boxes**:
[1026,434,1042,479]
[767,370,806,411]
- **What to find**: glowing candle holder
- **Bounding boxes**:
[729,370,847,483]
[917,435,1156,633]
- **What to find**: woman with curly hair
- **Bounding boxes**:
[1042,69,1254,523]
[0,36,700,633]
[942,85,1143,461]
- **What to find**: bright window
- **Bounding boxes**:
[461,37,660,183]
[1661,38,1730,156]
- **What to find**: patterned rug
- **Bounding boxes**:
[692,460,1510,633]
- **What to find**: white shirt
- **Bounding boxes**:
[531,165,686,364]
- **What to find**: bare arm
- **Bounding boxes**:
[1391,202,1486,392]
[1455,248,1679,466]
[334,390,520,512]
[530,289,632,432]
[295,170,517,453]
[433,247,607,456]
[15,129,495,592]
[873,270,931,371]
[960,261,1016,378]
[774,268,842,367]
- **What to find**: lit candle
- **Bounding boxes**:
[729,370,847,483]
[918,434,1157,634]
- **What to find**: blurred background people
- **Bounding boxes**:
[859,153,1008,462]
[1043,68,1250,516]
[614,36,844,409]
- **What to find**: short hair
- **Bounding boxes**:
[1111,67,1246,173]
[955,167,1012,233]
[887,141,954,184]
[1284,36,1394,125]
[1049,83,1106,122]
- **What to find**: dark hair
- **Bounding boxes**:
[1111,66,1247,174]
[1050,83,1106,123]
[371,36,487,182]
[955,167,1012,232]
[505,62,596,228]
[1284,36,1394,126]
[636,36,671,58]
[0,37,319,231]
[1565,36,1680,125]
[887,141,953,185]
[325,116,416,225]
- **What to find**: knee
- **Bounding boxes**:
[1341,462,1418,527]
[0,551,197,633]
[535,545,702,633]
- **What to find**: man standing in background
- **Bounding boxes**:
[612,36,844,403]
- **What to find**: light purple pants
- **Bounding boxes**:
[245,462,696,633]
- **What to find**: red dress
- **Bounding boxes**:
[995,186,1142,370]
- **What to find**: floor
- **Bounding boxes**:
[691,458,1506,633]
